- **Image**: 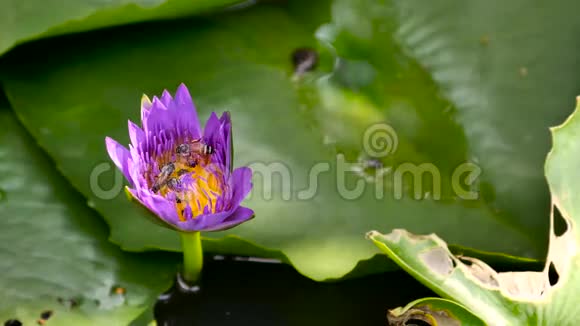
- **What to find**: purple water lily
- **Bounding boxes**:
[105,84,254,232]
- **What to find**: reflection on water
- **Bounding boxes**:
[154,255,433,326]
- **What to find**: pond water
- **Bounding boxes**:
[154,256,433,326]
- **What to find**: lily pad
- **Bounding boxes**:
[367,97,580,324]
[0,0,242,56]
[1,0,577,280]
[0,102,177,324]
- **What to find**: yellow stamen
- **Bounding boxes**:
[158,161,224,221]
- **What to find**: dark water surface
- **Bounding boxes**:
[154,256,434,326]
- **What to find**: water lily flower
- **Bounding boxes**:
[105,84,254,283]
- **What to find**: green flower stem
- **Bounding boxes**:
[180,231,203,284]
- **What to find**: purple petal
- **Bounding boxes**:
[128,120,145,147]
[175,209,232,232]
[219,111,231,125]
[204,112,229,165]
[220,112,232,169]
[105,137,132,183]
[203,112,221,140]
[127,150,147,189]
[202,206,254,231]
[143,97,172,135]
[229,167,253,209]
[174,84,201,138]
[127,187,183,226]
[161,90,173,107]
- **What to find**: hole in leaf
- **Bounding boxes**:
[548,262,559,286]
[553,206,568,237]
[4,320,22,326]
[419,248,454,275]
[405,319,433,326]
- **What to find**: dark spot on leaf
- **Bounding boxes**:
[57,297,80,309]
[40,310,53,320]
[4,320,22,326]
[548,262,559,286]
[291,47,318,75]
[553,206,568,237]
[70,298,79,308]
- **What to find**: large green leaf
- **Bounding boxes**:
[0,103,177,324]
[0,0,242,56]
[367,98,580,325]
[2,0,577,280]
[317,0,580,248]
